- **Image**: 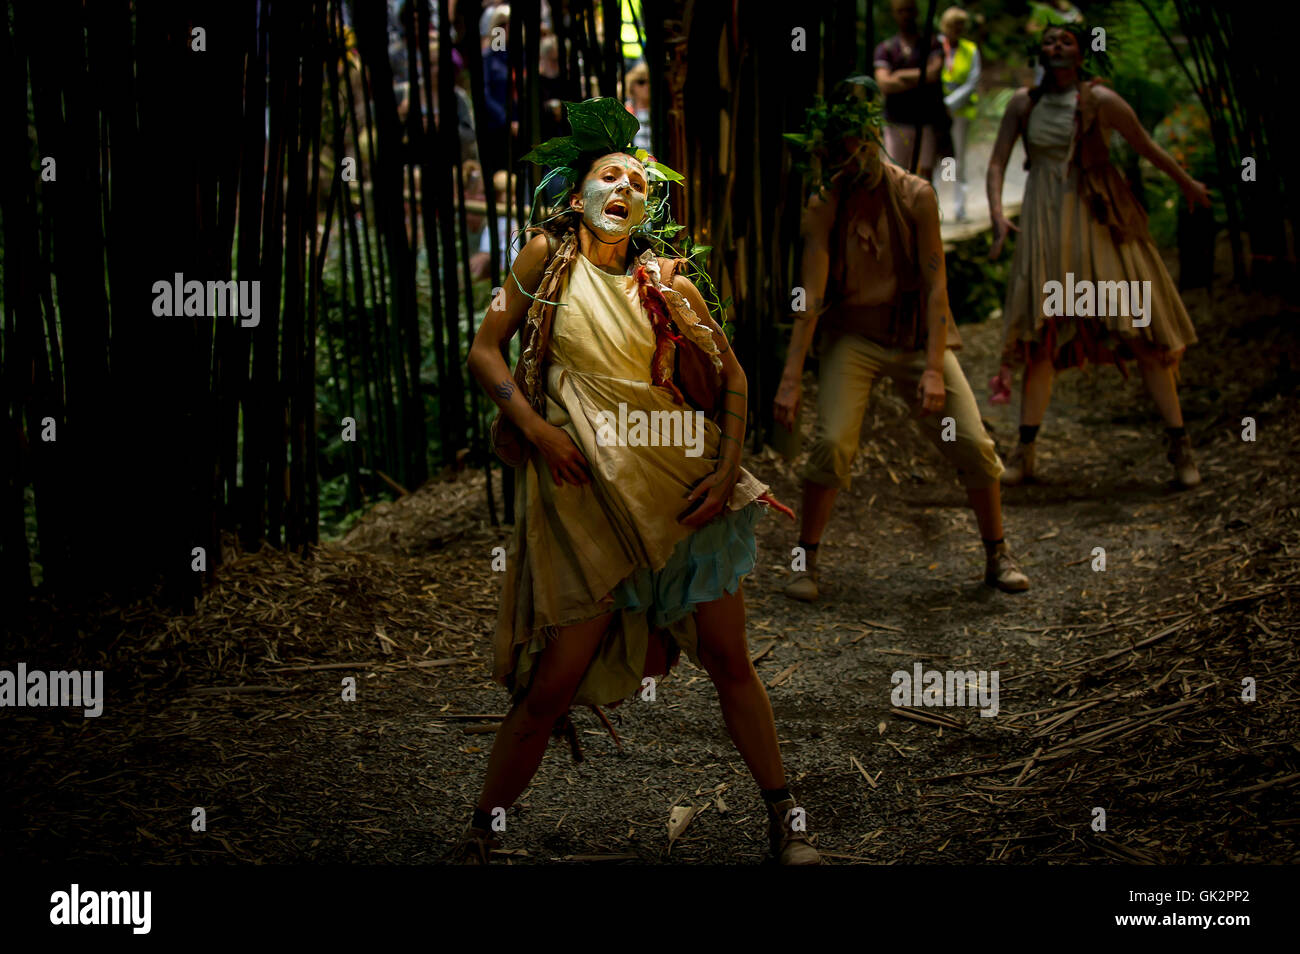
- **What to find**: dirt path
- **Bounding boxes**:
[4,245,1298,865]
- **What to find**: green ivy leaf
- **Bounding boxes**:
[645,161,684,183]
[565,97,641,154]
[520,138,581,168]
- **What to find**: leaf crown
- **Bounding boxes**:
[520,97,683,236]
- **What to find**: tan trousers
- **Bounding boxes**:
[802,331,1004,491]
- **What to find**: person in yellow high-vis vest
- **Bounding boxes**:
[938,7,981,221]
[621,0,644,67]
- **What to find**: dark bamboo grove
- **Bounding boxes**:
[2,0,1295,613]
[1135,0,1298,290]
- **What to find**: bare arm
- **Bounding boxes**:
[914,187,949,374]
[987,88,1030,258]
[772,187,837,430]
[673,275,745,526]
[1096,86,1211,210]
[875,64,916,95]
[925,49,943,83]
[986,88,1029,222]
[784,188,837,377]
[875,47,942,94]
[466,231,551,441]
[914,185,949,418]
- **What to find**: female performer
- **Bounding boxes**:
[460,99,819,865]
[987,23,1211,487]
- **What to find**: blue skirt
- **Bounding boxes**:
[606,502,764,628]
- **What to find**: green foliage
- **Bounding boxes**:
[946,233,1012,324]
[520,98,642,168]
[318,473,368,540]
[645,160,684,183]
[785,77,886,195]
[566,97,643,155]
[641,228,734,337]
[1106,0,1189,124]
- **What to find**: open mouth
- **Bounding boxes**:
[604,199,629,220]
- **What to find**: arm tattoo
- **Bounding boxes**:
[495,379,515,402]
[926,251,941,273]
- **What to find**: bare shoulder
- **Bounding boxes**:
[1090,82,1132,117]
[1090,82,1124,105]
[670,273,724,331]
[670,272,710,312]
[670,271,699,296]
[910,180,939,217]
[510,231,554,287]
[1007,87,1033,116]
[518,231,553,266]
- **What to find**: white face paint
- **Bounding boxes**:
[575,157,647,240]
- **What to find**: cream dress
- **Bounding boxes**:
[493,250,772,707]
[1001,86,1197,369]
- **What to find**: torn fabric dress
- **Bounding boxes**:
[493,243,776,708]
[1001,82,1197,372]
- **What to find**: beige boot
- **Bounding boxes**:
[1000,442,1036,486]
[783,546,819,602]
[767,798,822,865]
[1167,433,1202,488]
[985,541,1030,592]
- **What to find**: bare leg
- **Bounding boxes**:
[966,483,1004,541]
[1019,355,1055,428]
[797,480,839,545]
[694,585,786,790]
[475,612,612,815]
[1135,353,1184,427]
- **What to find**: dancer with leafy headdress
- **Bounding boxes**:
[986,21,1211,488]
[459,98,820,865]
[776,76,1030,604]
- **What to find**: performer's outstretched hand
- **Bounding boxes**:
[533,422,592,487]
[917,368,946,416]
[989,213,1019,260]
[773,376,802,430]
[1182,178,1211,212]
